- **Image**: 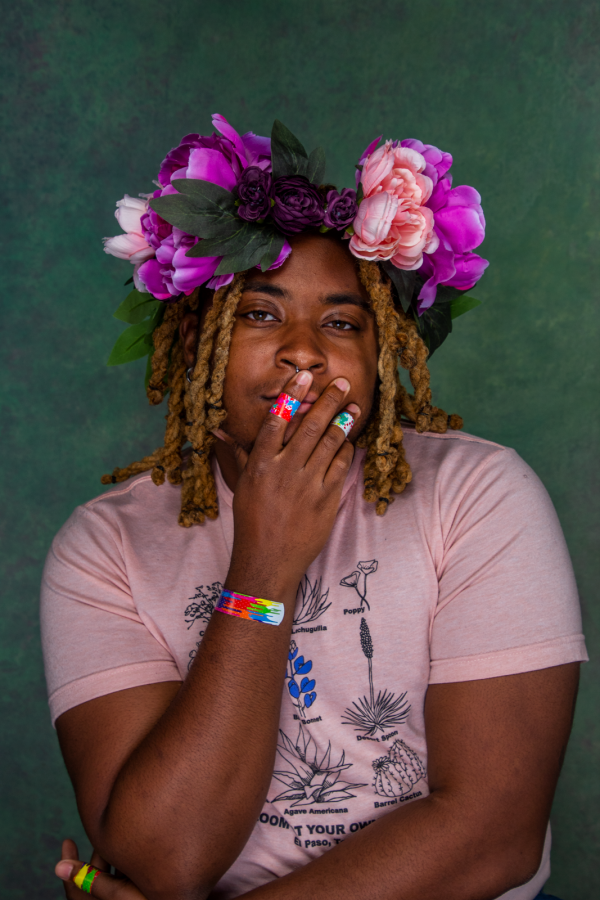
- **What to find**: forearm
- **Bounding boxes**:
[239,792,545,900]
[97,566,297,900]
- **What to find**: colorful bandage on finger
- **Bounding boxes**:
[269,393,301,422]
[331,411,354,437]
[216,590,285,626]
[73,864,101,894]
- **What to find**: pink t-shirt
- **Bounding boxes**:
[41,427,587,900]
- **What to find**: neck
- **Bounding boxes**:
[213,440,240,493]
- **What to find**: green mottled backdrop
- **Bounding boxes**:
[1,0,598,896]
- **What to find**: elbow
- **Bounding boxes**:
[478,832,547,898]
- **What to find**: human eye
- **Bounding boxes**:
[324,318,356,331]
[243,309,278,322]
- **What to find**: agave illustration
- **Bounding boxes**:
[273,725,366,807]
[342,618,411,736]
[339,560,378,610]
[372,739,426,798]
[294,575,331,625]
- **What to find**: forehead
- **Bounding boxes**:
[243,234,369,301]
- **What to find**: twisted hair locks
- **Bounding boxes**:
[102,259,463,526]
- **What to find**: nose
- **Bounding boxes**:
[277,325,327,375]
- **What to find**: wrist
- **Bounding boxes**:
[225,559,299,606]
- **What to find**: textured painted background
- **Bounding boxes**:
[1,0,598,897]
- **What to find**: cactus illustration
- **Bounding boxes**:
[273,725,366,807]
[339,559,378,610]
[342,618,410,736]
[372,739,426,798]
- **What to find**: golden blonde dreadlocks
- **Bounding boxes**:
[102,261,462,526]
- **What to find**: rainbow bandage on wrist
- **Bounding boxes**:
[216,590,285,626]
[73,864,101,894]
[269,392,301,421]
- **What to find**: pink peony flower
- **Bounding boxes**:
[103,195,154,264]
[350,142,437,269]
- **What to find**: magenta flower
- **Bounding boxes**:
[417,177,488,311]
[135,115,277,300]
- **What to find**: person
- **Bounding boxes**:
[41,116,587,900]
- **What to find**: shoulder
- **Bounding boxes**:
[49,473,183,561]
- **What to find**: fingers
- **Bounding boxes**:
[283,377,357,468]
[253,369,313,455]
[56,858,146,900]
[305,401,360,475]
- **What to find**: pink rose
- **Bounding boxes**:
[349,192,399,260]
[103,195,154,264]
[350,142,437,269]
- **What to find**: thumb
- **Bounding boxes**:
[55,859,146,900]
[212,428,249,474]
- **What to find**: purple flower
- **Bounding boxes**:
[271,176,324,234]
[135,114,278,299]
[324,188,358,230]
[417,177,488,312]
[400,139,452,186]
[236,166,272,222]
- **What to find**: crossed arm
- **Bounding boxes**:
[56,662,579,900]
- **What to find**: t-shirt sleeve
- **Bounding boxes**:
[40,505,182,725]
[429,446,588,683]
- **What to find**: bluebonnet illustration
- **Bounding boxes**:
[286,641,317,716]
[294,575,331,625]
[339,559,378,611]
[184,581,223,670]
[342,618,411,736]
[273,725,366,807]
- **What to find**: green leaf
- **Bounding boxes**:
[381,262,416,313]
[259,233,286,271]
[356,181,364,204]
[171,178,236,209]
[416,302,453,357]
[113,289,160,324]
[150,182,237,238]
[107,321,155,366]
[307,146,326,184]
[216,229,276,275]
[185,221,257,257]
[450,295,481,319]
[271,119,308,180]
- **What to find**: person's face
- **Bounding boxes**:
[182,233,379,454]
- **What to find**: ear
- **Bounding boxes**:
[179,312,200,368]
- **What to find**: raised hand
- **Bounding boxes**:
[219,368,360,601]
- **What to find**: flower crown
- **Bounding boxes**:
[104,114,488,379]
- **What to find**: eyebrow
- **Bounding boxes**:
[244,282,371,312]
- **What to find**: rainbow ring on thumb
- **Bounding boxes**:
[73,864,101,894]
[331,411,354,437]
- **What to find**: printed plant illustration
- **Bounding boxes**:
[342,618,411,736]
[286,641,317,716]
[293,575,331,625]
[339,559,379,610]
[273,725,366,807]
[184,581,223,669]
[372,739,426,798]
